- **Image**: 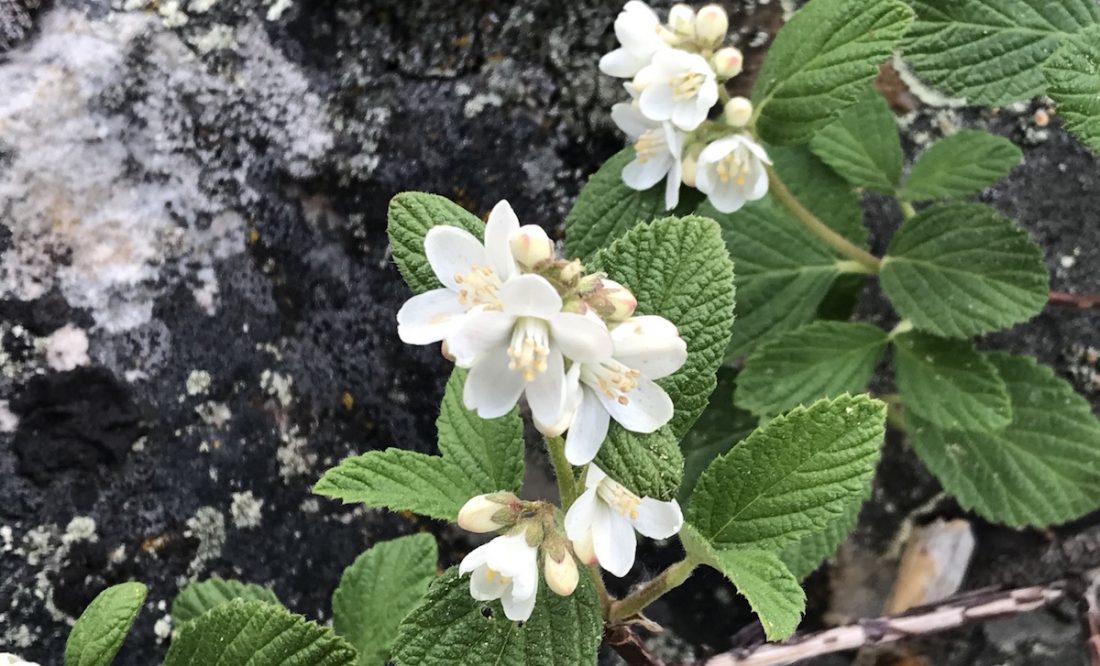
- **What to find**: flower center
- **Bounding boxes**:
[454,263,502,307]
[672,71,704,100]
[715,149,750,186]
[507,318,551,382]
[485,568,513,585]
[633,128,667,164]
[580,360,641,406]
[597,478,641,520]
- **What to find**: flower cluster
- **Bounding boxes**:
[0,654,39,666]
[602,2,771,214]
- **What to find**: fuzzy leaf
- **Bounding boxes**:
[163,599,356,666]
[1044,24,1100,153]
[595,426,685,502]
[809,92,903,193]
[909,353,1100,527]
[679,368,758,503]
[752,0,914,144]
[688,395,886,550]
[900,130,1023,201]
[388,192,486,295]
[173,578,279,626]
[65,582,147,666]
[880,204,1049,338]
[391,567,603,666]
[333,534,438,666]
[779,498,864,580]
[738,321,888,418]
[902,0,1100,105]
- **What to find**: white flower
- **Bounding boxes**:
[635,49,719,131]
[563,315,687,465]
[611,103,685,210]
[459,532,540,621]
[600,1,669,79]
[564,465,683,577]
[696,134,772,213]
[1,655,40,666]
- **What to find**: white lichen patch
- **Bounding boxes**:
[260,370,294,407]
[186,370,212,396]
[195,401,231,428]
[184,506,226,576]
[229,491,264,529]
[153,614,173,641]
[265,0,293,21]
[188,0,219,13]
[191,24,236,54]
[0,401,19,434]
[277,423,316,482]
[43,324,90,372]
[463,92,503,119]
[61,517,98,545]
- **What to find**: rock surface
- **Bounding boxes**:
[0,1,1097,664]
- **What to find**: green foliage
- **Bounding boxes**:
[172,578,279,626]
[900,130,1023,202]
[314,368,524,521]
[388,192,487,295]
[687,395,886,551]
[779,498,864,581]
[679,369,758,503]
[893,332,1012,432]
[902,0,1100,105]
[909,353,1100,527]
[392,568,603,666]
[751,0,913,144]
[1044,24,1100,152]
[65,582,147,666]
[809,92,903,193]
[880,204,1049,338]
[163,600,356,666]
[595,426,685,502]
[737,321,888,418]
[333,534,438,666]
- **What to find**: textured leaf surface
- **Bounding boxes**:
[314,368,524,521]
[900,130,1023,201]
[809,92,903,192]
[738,321,888,418]
[752,0,913,144]
[688,395,885,550]
[173,578,279,626]
[65,582,147,666]
[333,534,438,666]
[595,426,685,502]
[163,600,356,666]
[779,498,864,581]
[902,0,1100,105]
[880,204,1049,338]
[679,369,758,503]
[909,353,1100,527]
[894,332,1012,432]
[1044,25,1100,152]
[388,192,486,295]
[392,567,603,666]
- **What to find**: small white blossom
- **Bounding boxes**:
[611,103,685,210]
[459,532,539,621]
[635,49,719,131]
[667,4,696,37]
[565,465,683,577]
[599,1,669,79]
[1,655,41,666]
[694,4,729,46]
[696,134,772,213]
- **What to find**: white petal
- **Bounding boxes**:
[571,527,597,566]
[508,551,540,601]
[549,312,613,362]
[743,137,772,164]
[486,533,536,580]
[597,375,674,433]
[748,163,770,201]
[424,226,487,291]
[525,348,565,426]
[695,159,715,194]
[670,101,707,132]
[484,200,520,281]
[459,542,492,574]
[611,102,653,138]
[600,48,647,78]
[469,565,509,600]
[584,463,608,488]
[664,160,682,210]
[565,486,599,539]
[698,136,739,165]
[616,2,661,52]
[447,308,515,367]
[534,363,582,437]
[639,84,675,122]
[501,583,537,622]
[611,316,687,379]
[622,153,673,190]
[464,351,525,418]
[396,289,466,345]
[707,183,748,214]
[593,504,637,577]
[632,498,684,539]
[500,274,563,318]
[565,388,611,465]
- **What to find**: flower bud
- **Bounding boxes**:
[543,551,579,596]
[509,225,555,269]
[559,259,585,284]
[571,529,597,566]
[712,46,743,79]
[681,143,704,188]
[723,96,753,128]
[587,278,637,323]
[694,4,728,46]
[667,4,696,36]
[457,493,518,533]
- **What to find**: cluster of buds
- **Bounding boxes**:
[601,2,772,214]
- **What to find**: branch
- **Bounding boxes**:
[606,625,666,666]
[1049,291,1100,312]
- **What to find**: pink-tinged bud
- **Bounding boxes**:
[543,551,579,596]
[509,225,555,269]
[571,529,597,566]
[588,278,637,323]
[712,46,743,79]
[667,4,696,36]
[695,4,728,46]
[560,259,585,284]
[723,96,753,128]
[457,493,517,533]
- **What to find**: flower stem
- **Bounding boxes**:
[766,165,882,273]
[608,558,697,623]
[545,436,577,509]
[588,564,614,616]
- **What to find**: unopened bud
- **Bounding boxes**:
[695,4,728,46]
[571,529,597,566]
[509,225,555,269]
[587,279,637,322]
[543,551,579,596]
[682,143,704,188]
[559,259,585,284]
[457,493,517,533]
[712,46,743,79]
[668,4,696,36]
[723,96,753,127]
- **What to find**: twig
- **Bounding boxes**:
[1049,291,1100,312]
[606,625,666,666]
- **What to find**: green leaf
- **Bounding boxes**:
[315,367,524,521]
[172,578,279,626]
[163,599,357,666]
[779,498,864,581]
[909,353,1100,527]
[595,426,685,502]
[737,321,888,418]
[679,369,758,503]
[809,92,903,193]
[688,395,886,550]
[333,534,438,666]
[392,567,603,666]
[880,204,1049,338]
[751,0,913,144]
[902,0,1100,105]
[900,130,1023,202]
[65,582,147,666]
[893,332,1012,432]
[1044,24,1100,153]
[388,192,486,295]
